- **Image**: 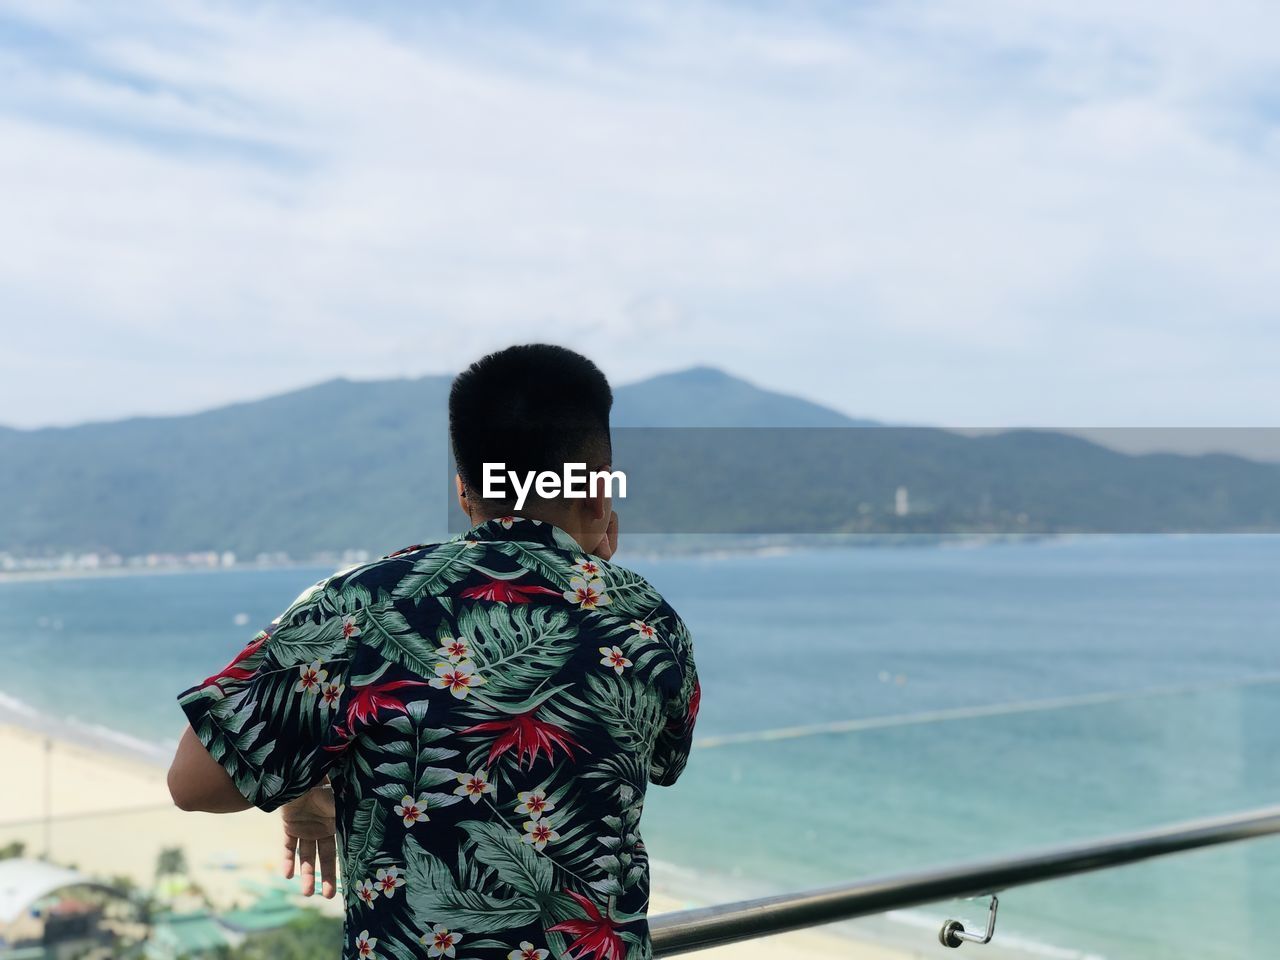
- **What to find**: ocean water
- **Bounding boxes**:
[2,535,1278,958]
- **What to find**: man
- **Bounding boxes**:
[168,344,700,960]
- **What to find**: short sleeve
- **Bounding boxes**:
[648,614,700,787]
[176,577,362,812]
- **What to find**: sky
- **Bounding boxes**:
[1,0,1278,431]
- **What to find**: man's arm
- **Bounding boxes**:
[649,617,700,787]
[167,726,338,897]
[167,724,253,813]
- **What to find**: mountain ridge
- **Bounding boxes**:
[1,367,1276,556]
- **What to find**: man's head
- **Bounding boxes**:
[449,344,615,550]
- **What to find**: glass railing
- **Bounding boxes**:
[640,681,1280,958]
[4,684,1278,958]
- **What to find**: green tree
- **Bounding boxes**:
[226,911,344,960]
[155,846,188,880]
[0,840,25,860]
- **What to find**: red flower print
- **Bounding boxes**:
[326,679,428,748]
[461,709,586,769]
[387,543,430,558]
[547,890,626,960]
[460,577,562,604]
[200,634,266,692]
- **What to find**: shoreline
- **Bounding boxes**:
[0,532,1092,585]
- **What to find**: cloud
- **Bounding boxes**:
[1,0,1277,427]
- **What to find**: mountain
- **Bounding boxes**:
[1,368,1278,557]
[613,367,874,427]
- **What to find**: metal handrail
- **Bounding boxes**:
[649,803,1280,955]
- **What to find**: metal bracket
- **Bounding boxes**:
[939,895,998,948]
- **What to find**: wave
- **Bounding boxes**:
[0,687,172,765]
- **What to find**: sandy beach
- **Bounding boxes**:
[0,721,925,959]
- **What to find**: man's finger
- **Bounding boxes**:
[298,838,316,896]
[317,834,338,899]
[282,834,298,879]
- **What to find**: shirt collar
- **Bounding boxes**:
[462,516,584,553]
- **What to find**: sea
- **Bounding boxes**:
[2,534,1278,959]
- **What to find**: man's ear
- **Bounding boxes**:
[455,475,470,519]
[585,468,610,521]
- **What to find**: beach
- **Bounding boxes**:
[0,721,911,959]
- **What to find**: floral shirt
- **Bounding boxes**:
[178,517,700,960]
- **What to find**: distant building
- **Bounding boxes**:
[895,485,910,517]
[0,859,145,959]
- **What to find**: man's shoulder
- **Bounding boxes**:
[317,539,455,599]
[584,557,690,640]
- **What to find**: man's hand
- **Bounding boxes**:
[282,784,338,898]
[592,510,619,560]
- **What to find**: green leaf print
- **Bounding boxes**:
[583,672,665,751]
[491,540,575,589]
[392,540,478,599]
[403,836,544,932]
[459,820,555,897]
[456,605,578,701]
[343,798,387,892]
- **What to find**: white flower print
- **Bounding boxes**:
[436,636,471,663]
[393,794,429,827]
[598,646,632,675]
[508,942,549,960]
[572,556,601,577]
[515,789,554,821]
[564,577,609,610]
[521,817,560,850]
[428,661,486,699]
[319,680,344,710]
[454,769,494,803]
[630,619,657,640]
[423,925,462,958]
[374,866,405,899]
[295,660,327,693]
[355,929,377,959]
[354,878,379,906]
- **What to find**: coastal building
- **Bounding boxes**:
[0,859,145,959]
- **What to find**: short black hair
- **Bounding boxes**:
[449,344,613,506]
